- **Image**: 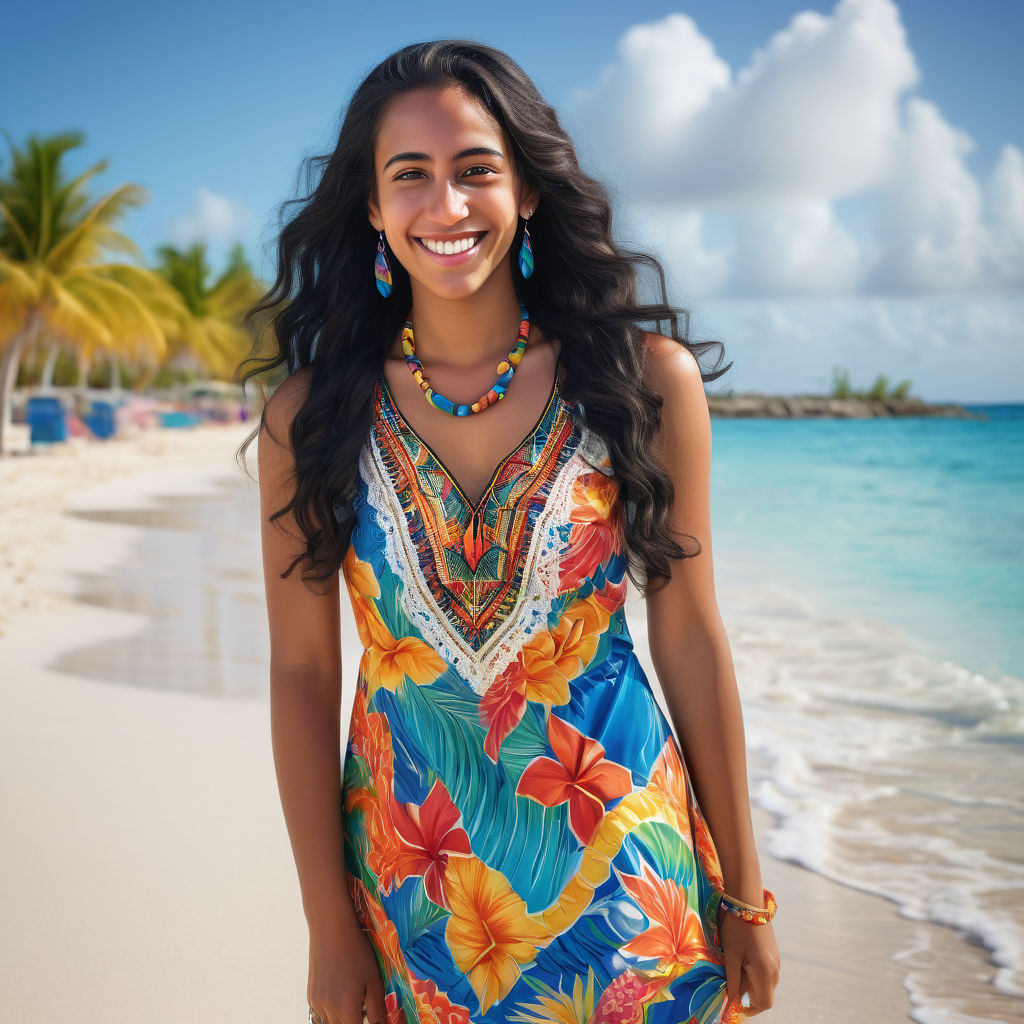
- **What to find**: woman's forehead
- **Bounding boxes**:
[375,86,504,154]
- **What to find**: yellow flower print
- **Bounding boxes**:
[343,545,381,600]
[356,599,447,700]
[443,856,553,1014]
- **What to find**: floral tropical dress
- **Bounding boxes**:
[340,367,739,1024]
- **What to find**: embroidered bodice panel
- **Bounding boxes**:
[341,373,633,697]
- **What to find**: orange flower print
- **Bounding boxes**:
[348,687,395,793]
[479,597,608,762]
[519,602,604,708]
[443,855,553,1014]
[344,545,381,601]
[365,797,404,894]
[357,881,409,980]
[617,860,711,975]
[516,714,633,846]
[647,737,692,841]
[356,601,447,701]
[351,592,375,650]
[388,779,473,908]
[690,800,725,892]
[410,976,471,1024]
[559,473,623,593]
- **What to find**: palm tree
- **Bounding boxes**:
[151,240,264,382]
[0,130,184,455]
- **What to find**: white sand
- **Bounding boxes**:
[0,422,923,1022]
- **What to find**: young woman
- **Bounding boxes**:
[241,39,780,1024]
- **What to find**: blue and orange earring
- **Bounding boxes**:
[374,230,393,297]
[518,213,534,279]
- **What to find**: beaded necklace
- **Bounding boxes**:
[402,302,531,416]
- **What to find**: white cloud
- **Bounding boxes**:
[728,201,864,294]
[168,187,252,248]
[985,144,1024,287]
[869,98,988,292]
[571,0,918,205]
[567,0,1024,300]
[617,203,731,298]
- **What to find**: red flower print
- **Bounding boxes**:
[479,663,529,763]
[516,715,633,846]
[559,473,624,593]
[387,779,473,908]
[593,571,628,614]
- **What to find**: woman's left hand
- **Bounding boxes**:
[718,905,782,1017]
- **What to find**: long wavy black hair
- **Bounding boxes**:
[236,38,731,597]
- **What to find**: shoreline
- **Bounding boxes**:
[0,420,973,1022]
[705,393,981,418]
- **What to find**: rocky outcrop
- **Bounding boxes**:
[705,394,980,419]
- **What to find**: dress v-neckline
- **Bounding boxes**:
[376,368,562,516]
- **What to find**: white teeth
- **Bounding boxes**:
[420,235,479,255]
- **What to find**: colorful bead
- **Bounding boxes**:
[400,302,531,416]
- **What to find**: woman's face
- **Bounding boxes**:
[367,83,538,303]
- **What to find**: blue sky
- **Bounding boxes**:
[3,0,1022,401]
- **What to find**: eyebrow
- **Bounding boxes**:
[382,147,505,171]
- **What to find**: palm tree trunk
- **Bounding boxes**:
[40,344,60,390]
[0,313,39,458]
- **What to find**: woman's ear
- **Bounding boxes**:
[368,194,382,233]
[520,183,540,220]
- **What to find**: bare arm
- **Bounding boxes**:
[641,336,764,907]
[258,367,358,936]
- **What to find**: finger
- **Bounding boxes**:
[743,961,776,1012]
[336,995,365,1024]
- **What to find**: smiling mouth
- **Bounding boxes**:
[416,233,485,256]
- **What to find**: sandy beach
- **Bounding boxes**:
[0,420,932,1022]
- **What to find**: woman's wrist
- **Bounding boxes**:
[303,877,362,938]
[719,870,766,909]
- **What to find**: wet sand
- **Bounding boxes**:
[0,421,933,1022]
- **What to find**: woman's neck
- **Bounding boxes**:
[403,276,532,371]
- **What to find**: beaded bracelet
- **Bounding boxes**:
[708,887,777,959]
[719,887,777,925]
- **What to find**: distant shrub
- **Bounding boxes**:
[831,366,852,398]
[830,366,914,401]
[866,374,889,401]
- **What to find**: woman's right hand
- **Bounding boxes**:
[307,914,388,1024]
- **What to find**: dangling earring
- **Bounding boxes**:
[518,213,534,280]
[374,230,393,297]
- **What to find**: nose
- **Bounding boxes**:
[426,177,469,225]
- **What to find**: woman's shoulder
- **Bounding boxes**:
[640,331,703,401]
[261,367,313,442]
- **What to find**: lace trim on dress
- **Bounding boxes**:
[358,416,613,696]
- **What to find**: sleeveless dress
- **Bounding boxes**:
[339,368,739,1024]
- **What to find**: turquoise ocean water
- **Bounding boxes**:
[709,403,1024,680]
[702,403,1024,1023]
